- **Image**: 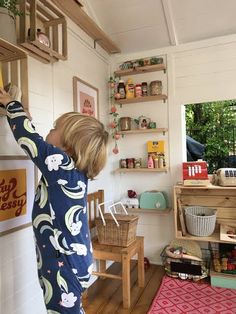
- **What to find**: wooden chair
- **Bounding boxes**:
[86,190,145,309]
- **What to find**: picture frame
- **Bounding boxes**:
[0,155,36,236]
[73,76,99,119]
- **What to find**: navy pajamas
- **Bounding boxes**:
[7,102,92,313]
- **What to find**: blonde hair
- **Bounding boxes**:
[55,113,109,179]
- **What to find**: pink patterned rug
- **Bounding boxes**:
[148,275,236,314]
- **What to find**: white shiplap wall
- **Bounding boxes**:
[0,18,112,314]
[1,16,236,314]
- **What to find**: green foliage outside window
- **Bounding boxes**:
[185,100,236,173]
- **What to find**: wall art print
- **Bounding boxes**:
[0,156,36,236]
[73,76,99,119]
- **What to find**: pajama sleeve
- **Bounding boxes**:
[6,101,75,185]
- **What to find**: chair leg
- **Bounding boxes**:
[138,238,145,287]
[99,260,106,279]
[122,254,130,309]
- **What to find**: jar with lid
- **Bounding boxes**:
[125,78,135,99]
[141,82,148,96]
[135,84,142,97]
[118,80,126,99]
[150,80,162,95]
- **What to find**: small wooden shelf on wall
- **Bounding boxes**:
[115,168,168,173]
[114,63,166,77]
[18,0,67,63]
[127,207,171,215]
[120,128,168,136]
[0,38,28,115]
[115,94,167,106]
[51,0,120,54]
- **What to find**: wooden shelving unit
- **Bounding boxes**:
[115,94,167,105]
[51,0,120,54]
[120,128,168,135]
[114,63,166,77]
[115,167,168,173]
[173,185,236,243]
[0,38,28,115]
[18,0,67,63]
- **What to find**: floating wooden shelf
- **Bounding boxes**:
[120,128,168,135]
[127,208,171,214]
[0,38,28,116]
[115,94,167,105]
[115,168,168,173]
[114,63,166,77]
[51,0,120,54]
[18,0,67,63]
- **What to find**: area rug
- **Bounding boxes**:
[148,275,236,314]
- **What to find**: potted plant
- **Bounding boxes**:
[0,0,21,44]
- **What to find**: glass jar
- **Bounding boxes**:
[118,80,126,99]
[141,82,148,96]
[150,80,162,95]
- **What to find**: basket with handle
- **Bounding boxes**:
[95,201,138,246]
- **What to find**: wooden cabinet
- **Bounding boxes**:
[114,60,168,173]
[174,184,236,288]
[174,184,236,243]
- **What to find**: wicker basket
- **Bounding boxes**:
[184,206,217,237]
[95,213,138,246]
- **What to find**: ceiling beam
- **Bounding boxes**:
[161,0,178,46]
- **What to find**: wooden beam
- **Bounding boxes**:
[161,0,178,46]
[51,0,121,54]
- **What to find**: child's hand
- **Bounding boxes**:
[0,88,13,106]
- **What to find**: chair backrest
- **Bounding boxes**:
[87,189,104,239]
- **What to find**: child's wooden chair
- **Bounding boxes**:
[86,190,145,309]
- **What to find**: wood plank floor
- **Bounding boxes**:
[83,262,165,313]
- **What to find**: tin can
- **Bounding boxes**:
[126,158,134,168]
[120,159,127,168]
[135,84,142,97]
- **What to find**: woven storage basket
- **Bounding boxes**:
[184,206,217,237]
[95,213,138,246]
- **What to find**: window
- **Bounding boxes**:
[184,100,236,173]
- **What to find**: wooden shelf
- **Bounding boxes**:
[115,94,167,105]
[174,185,236,244]
[51,0,120,54]
[0,39,28,115]
[114,63,166,77]
[19,0,67,63]
[0,38,27,62]
[120,128,168,135]
[127,208,171,215]
[115,168,168,173]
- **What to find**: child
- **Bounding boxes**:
[0,88,109,313]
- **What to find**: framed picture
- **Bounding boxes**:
[73,76,99,119]
[0,156,36,236]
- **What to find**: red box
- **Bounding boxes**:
[182,161,208,180]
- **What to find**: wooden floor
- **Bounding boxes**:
[83,261,165,314]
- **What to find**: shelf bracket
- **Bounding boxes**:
[94,39,102,49]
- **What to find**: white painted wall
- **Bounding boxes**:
[2,12,236,314]
[0,18,113,314]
